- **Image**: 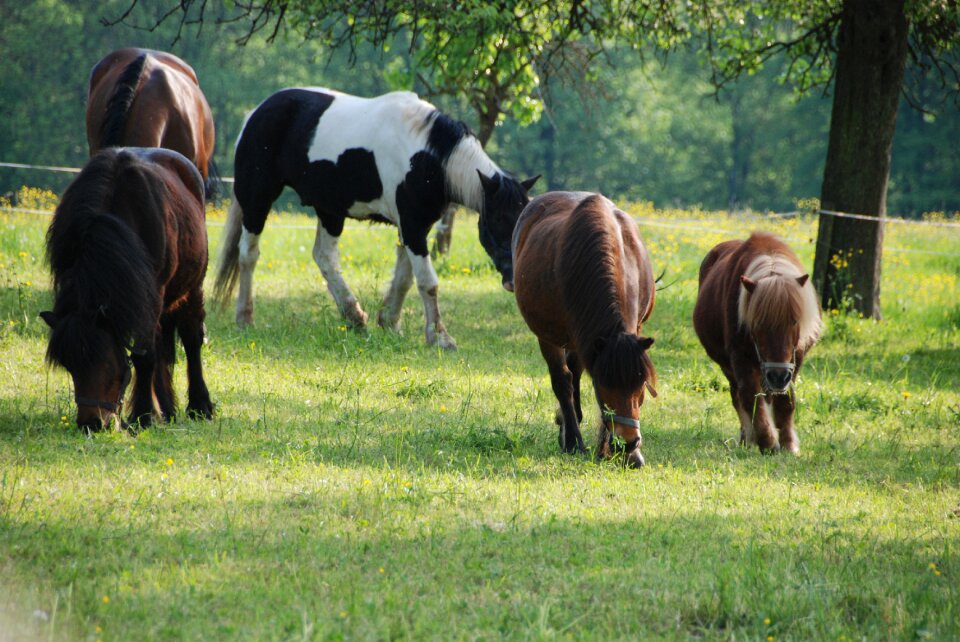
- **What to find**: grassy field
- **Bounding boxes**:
[1,191,958,641]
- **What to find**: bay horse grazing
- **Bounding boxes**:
[214,88,538,350]
[513,192,658,468]
[86,48,219,198]
[693,232,822,453]
[41,147,214,430]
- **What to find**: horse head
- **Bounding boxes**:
[592,334,657,468]
[740,273,810,394]
[476,171,539,292]
[41,309,133,431]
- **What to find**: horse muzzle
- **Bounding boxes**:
[762,367,793,394]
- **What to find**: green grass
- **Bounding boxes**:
[1,198,958,641]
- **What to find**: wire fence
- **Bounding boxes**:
[3,160,959,256]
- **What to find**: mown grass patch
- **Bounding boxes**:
[1,200,958,640]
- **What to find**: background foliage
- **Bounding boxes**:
[1,0,957,215]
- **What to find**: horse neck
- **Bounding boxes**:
[561,214,630,367]
[444,137,499,212]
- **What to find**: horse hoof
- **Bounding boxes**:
[376,309,400,332]
[430,333,458,351]
[345,306,368,329]
[187,402,215,421]
[626,449,645,468]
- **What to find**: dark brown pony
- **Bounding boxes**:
[693,232,822,453]
[41,147,214,430]
[513,192,658,468]
[86,48,218,198]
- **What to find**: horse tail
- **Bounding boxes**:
[591,332,657,393]
[212,198,243,307]
[204,158,223,202]
[101,53,149,148]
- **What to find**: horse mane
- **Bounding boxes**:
[560,195,656,391]
[45,150,160,370]
[427,110,499,211]
[100,52,148,147]
[738,253,822,351]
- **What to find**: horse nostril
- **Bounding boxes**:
[766,370,792,390]
[626,449,645,469]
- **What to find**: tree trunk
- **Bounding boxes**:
[812,0,909,319]
[432,102,500,256]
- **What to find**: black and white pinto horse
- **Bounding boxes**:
[215,88,539,349]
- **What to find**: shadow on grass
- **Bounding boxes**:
[1,498,955,640]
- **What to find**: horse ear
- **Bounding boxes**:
[796,274,809,287]
[39,310,58,328]
[520,174,541,192]
[638,336,654,351]
[477,170,500,195]
[740,276,757,293]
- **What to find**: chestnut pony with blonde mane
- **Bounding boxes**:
[513,192,658,468]
[693,232,821,453]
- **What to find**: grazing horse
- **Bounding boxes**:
[85,48,219,198]
[512,192,658,468]
[214,88,538,350]
[41,147,214,430]
[693,232,822,453]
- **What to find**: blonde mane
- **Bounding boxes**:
[737,254,822,351]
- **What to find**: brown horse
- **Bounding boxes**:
[86,48,218,197]
[41,147,214,430]
[693,232,822,453]
[513,192,658,468]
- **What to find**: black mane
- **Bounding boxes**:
[45,150,160,371]
[100,53,147,148]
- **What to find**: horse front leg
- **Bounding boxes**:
[772,393,799,454]
[377,242,414,332]
[312,220,367,328]
[540,341,585,454]
[153,314,177,422]
[722,367,752,445]
[733,360,778,452]
[566,350,584,424]
[178,291,214,420]
[407,249,456,350]
[128,343,158,428]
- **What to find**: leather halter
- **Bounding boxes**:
[752,339,795,393]
[75,355,133,413]
[605,414,642,452]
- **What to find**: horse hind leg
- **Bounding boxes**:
[312,220,368,328]
[236,227,261,327]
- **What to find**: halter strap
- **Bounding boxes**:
[610,415,641,430]
[75,356,132,414]
[753,340,796,373]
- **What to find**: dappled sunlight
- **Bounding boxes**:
[1,200,958,640]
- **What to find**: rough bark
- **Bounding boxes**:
[812,0,909,319]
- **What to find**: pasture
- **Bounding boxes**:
[1,192,958,640]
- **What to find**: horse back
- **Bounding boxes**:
[513,192,654,348]
[112,148,207,307]
[87,49,214,178]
